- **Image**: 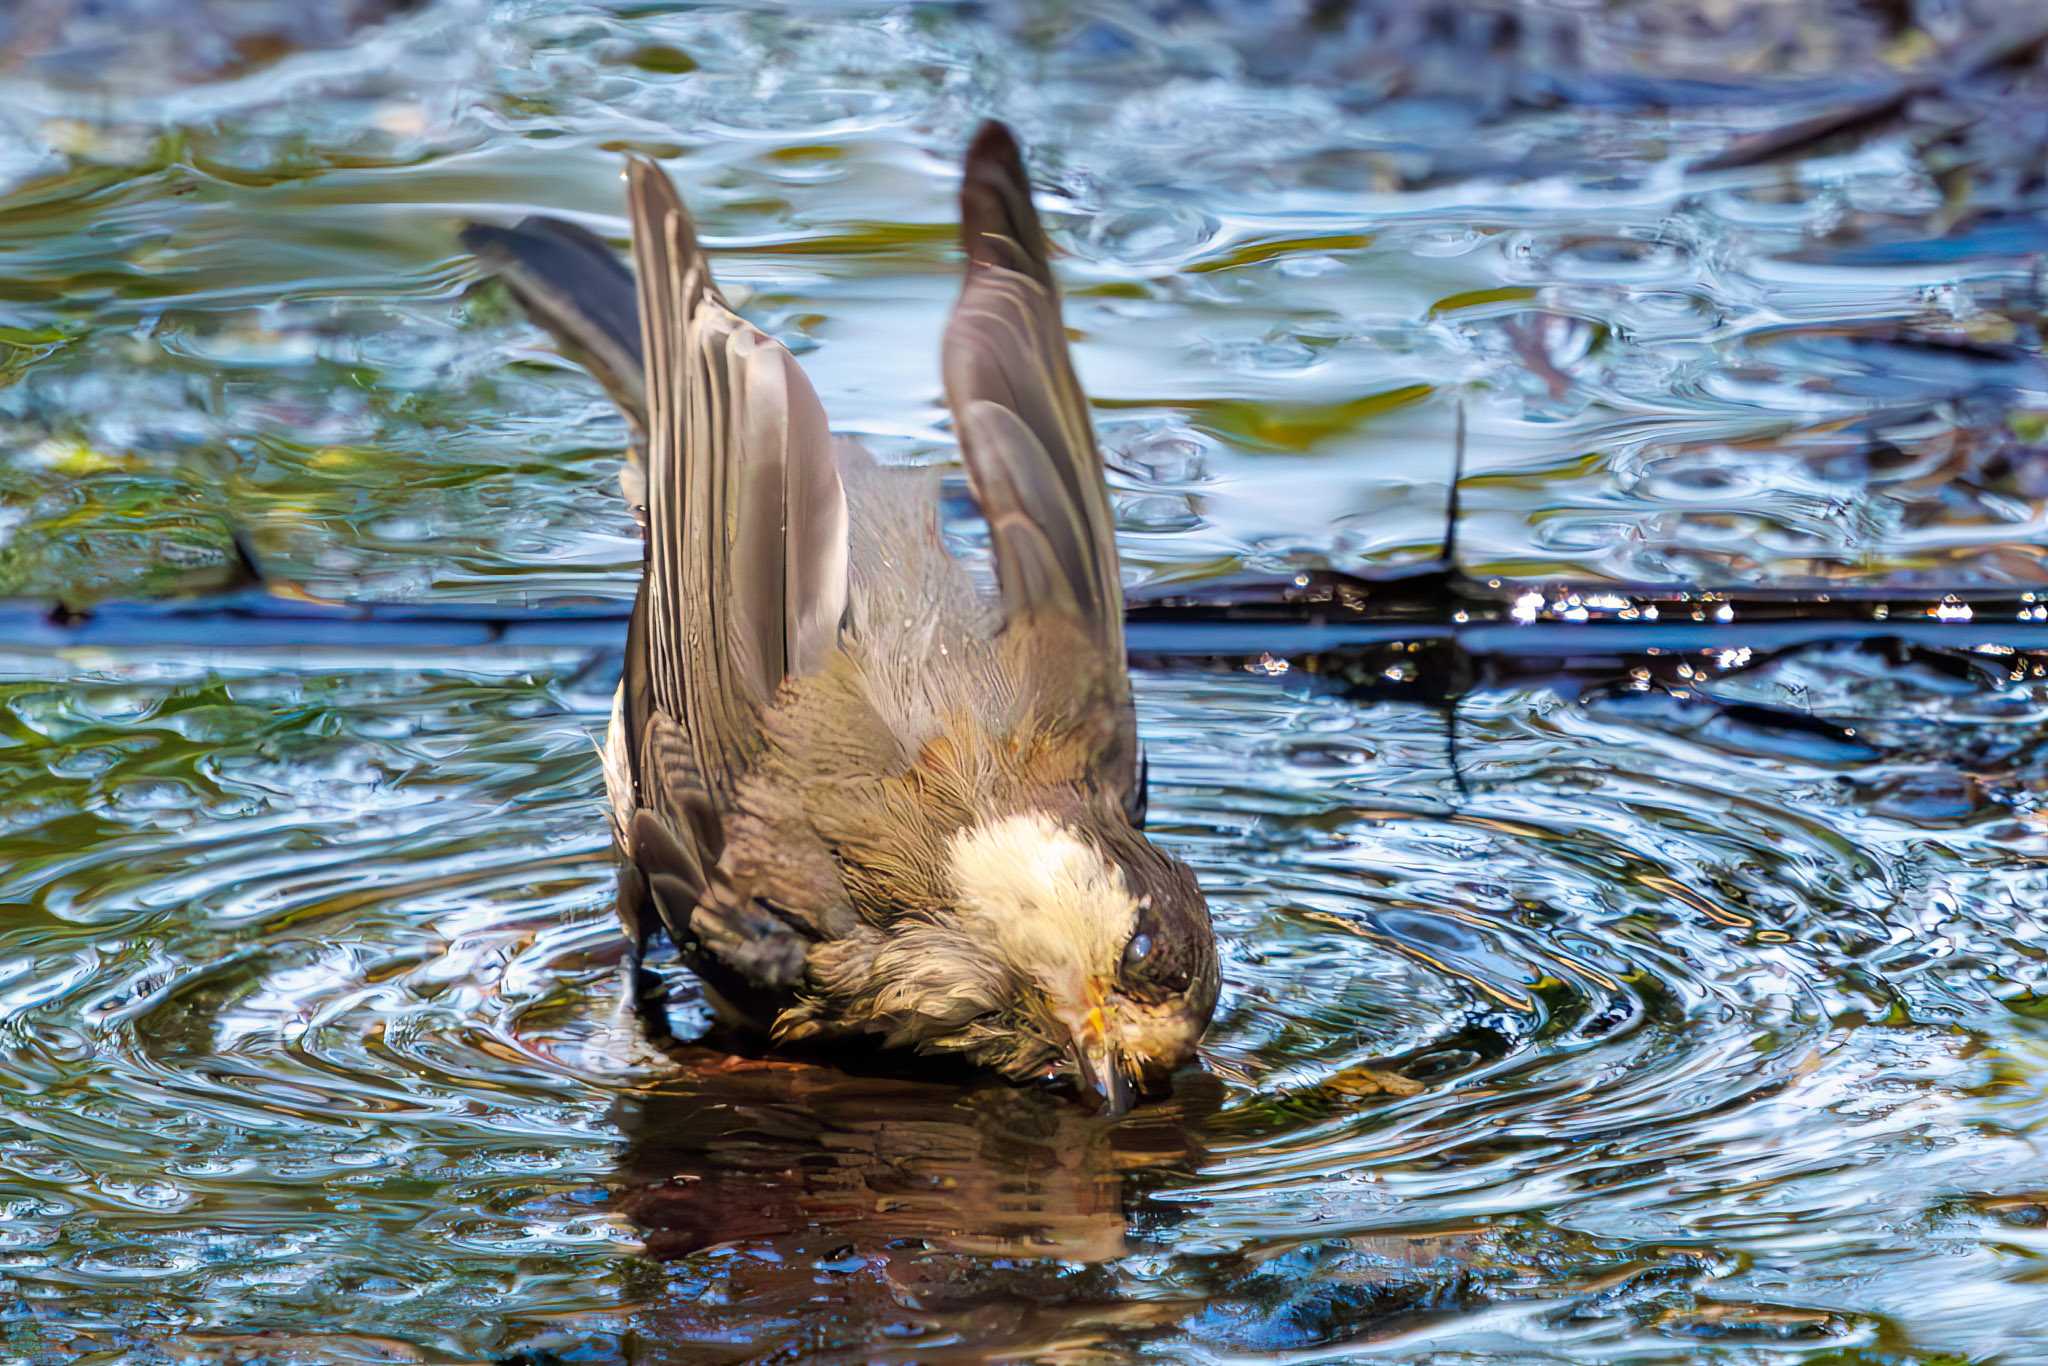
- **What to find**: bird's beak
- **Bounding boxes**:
[1068,1003,1133,1117]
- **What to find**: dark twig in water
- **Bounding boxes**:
[1440,400,1464,573]
[8,568,2043,693]
[1439,402,1469,804]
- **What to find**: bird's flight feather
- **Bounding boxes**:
[941,122,1141,817]
[619,157,849,969]
[626,157,849,807]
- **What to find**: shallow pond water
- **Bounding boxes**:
[2,2,2048,1361]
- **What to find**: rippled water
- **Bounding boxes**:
[3,1,2048,1360]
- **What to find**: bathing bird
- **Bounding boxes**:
[463,122,1218,1113]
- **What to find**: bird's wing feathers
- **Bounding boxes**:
[620,156,850,990]
[941,122,1142,816]
[627,155,850,811]
[943,125,1120,647]
[466,164,845,1000]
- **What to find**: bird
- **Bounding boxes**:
[462,121,1218,1114]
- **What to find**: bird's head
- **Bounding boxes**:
[942,808,1218,1114]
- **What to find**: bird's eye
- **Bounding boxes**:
[1121,896,1194,996]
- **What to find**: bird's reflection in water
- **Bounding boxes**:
[602,1049,1226,1357]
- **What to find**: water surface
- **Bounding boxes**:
[2,2,2047,1360]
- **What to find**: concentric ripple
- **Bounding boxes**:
[0,654,2043,1359]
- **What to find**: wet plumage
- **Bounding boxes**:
[464,122,1218,1112]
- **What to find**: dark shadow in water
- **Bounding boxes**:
[611,1060,1223,1260]
[601,1058,1229,1358]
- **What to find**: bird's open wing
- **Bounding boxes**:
[627,156,849,810]
[941,121,1142,818]
[465,167,846,997]
[609,160,846,992]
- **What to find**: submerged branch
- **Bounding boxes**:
[6,568,2044,696]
